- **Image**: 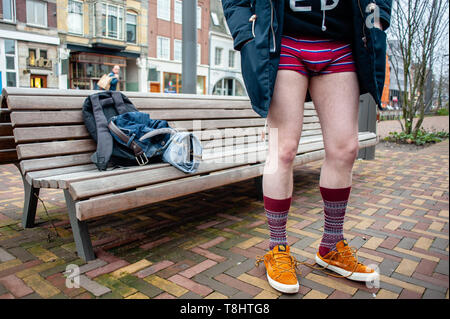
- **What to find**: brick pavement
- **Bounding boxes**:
[0,140,448,299]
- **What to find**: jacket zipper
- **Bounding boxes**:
[357,0,368,49]
[269,0,276,52]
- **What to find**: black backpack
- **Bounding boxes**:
[82,91,141,170]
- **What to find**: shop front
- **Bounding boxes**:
[69,51,127,90]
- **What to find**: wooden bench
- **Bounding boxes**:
[1,88,377,261]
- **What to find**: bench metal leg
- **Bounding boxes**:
[254,175,263,201]
[64,190,96,262]
[21,176,40,228]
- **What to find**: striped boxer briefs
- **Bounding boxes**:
[278,35,357,77]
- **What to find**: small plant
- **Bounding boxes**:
[436,108,449,116]
[384,128,449,146]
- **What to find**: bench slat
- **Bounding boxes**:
[5,95,255,110]
[14,126,89,143]
[25,164,98,187]
[10,110,319,127]
[17,139,96,160]
[19,153,92,174]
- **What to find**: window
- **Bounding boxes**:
[229,50,235,68]
[174,39,182,62]
[211,12,219,26]
[197,6,201,29]
[215,47,222,65]
[68,0,83,35]
[2,0,15,22]
[157,36,170,60]
[96,3,124,40]
[26,0,47,27]
[4,39,17,87]
[174,0,182,24]
[126,12,137,43]
[213,78,245,96]
[28,49,36,66]
[157,0,170,21]
[40,49,47,59]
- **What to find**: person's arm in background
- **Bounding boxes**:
[222,0,254,51]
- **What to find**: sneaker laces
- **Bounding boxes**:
[255,251,301,280]
[298,245,363,279]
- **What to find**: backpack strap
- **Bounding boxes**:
[111,91,129,114]
[89,93,113,171]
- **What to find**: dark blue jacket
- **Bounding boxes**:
[109,72,119,91]
[222,0,392,118]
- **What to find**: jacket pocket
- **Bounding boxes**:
[240,38,264,107]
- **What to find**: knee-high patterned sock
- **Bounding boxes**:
[264,195,292,250]
[319,186,351,257]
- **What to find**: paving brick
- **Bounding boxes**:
[399,289,423,299]
[22,274,60,299]
[79,275,111,297]
[415,259,437,276]
[110,259,152,278]
[168,274,213,297]
[136,260,174,278]
[422,289,447,299]
[78,259,108,274]
[435,259,449,276]
[214,273,262,297]
[85,260,129,278]
[431,238,449,251]
[396,237,417,250]
[376,289,399,299]
[224,258,256,278]
[0,247,16,262]
[395,259,419,277]
[390,273,446,294]
[303,289,328,299]
[0,275,33,298]
[94,274,137,297]
[144,275,189,297]
[194,274,239,297]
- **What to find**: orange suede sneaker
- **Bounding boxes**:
[315,239,379,282]
[256,244,299,294]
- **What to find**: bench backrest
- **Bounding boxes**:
[1,88,320,176]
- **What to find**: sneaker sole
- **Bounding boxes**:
[315,254,379,282]
[266,272,299,294]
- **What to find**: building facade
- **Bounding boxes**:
[208,0,245,96]
[57,0,148,91]
[147,0,209,94]
[1,0,247,95]
[1,0,60,90]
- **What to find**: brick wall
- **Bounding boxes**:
[47,1,56,28]
[16,0,26,23]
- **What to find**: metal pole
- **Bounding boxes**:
[182,0,197,94]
